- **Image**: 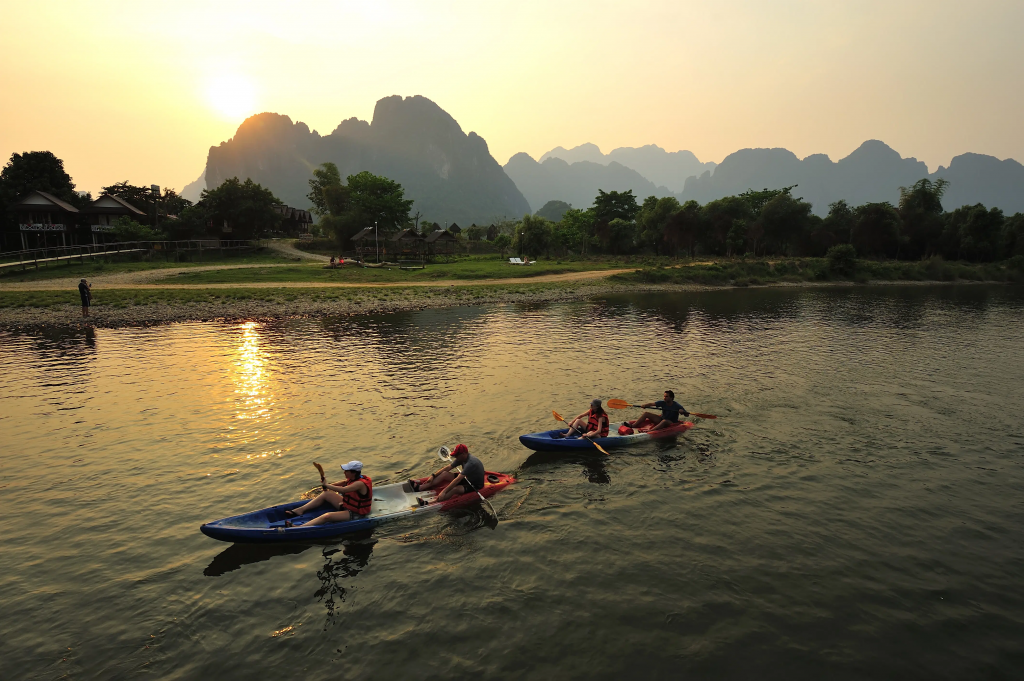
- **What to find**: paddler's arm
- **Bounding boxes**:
[324,479,355,493]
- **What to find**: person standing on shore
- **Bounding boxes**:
[78,279,92,317]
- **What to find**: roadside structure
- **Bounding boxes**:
[389,228,425,258]
[6,190,81,250]
[272,205,313,236]
[425,228,457,258]
[86,194,147,244]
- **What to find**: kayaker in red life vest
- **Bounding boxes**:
[558,399,610,439]
[408,443,485,502]
[285,460,372,526]
[629,390,690,432]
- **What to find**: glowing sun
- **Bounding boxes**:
[205,72,258,120]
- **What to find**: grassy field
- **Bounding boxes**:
[160,255,631,284]
[0,251,295,282]
[614,257,1024,286]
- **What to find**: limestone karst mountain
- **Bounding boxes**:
[678,140,1024,216]
[503,153,673,213]
[540,143,716,193]
[204,96,530,224]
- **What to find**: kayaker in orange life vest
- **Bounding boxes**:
[628,390,690,432]
[285,460,372,526]
[558,399,610,438]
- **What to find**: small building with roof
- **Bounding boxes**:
[6,190,81,250]
[271,205,313,236]
[425,228,457,257]
[447,222,462,235]
[389,228,425,257]
[86,194,147,244]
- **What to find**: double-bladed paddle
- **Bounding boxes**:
[437,446,499,522]
[552,410,610,455]
[606,398,718,420]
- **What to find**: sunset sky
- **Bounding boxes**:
[2,0,1022,196]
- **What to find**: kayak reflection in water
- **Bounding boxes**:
[558,399,610,439]
[628,390,690,432]
[285,460,373,527]
[408,444,485,502]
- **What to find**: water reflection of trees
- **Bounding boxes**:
[316,535,376,628]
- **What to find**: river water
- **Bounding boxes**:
[2,286,1023,680]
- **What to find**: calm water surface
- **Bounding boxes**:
[2,286,1024,680]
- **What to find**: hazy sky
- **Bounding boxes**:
[2,0,1022,195]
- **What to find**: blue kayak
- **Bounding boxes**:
[518,422,693,452]
[200,472,515,543]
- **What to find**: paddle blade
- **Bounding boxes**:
[313,462,325,480]
[606,399,631,410]
[592,441,610,455]
[691,412,717,419]
[552,410,565,422]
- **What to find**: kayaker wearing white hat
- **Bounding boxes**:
[285,460,373,526]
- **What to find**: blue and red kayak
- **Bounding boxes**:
[200,471,515,543]
[518,421,693,452]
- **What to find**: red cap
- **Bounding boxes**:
[452,443,469,457]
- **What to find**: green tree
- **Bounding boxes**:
[943,204,1004,261]
[102,182,192,227]
[816,200,855,253]
[109,216,165,241]
[492,233,512,258]
[513,214,553,257]
[593,189,640,223]
[345,171,413,232]
[535,200,572,222]
[307,162,342,217]
[200,177,283,238]
[738,186,797,215]
[0,151,83,228]
[1001,213,1024,259]
[554,208,595,255]
[701,196,753,255]
[636,196,681,254]
[465,224,486,241]
[851,202,901,257]
[726,219,747,256]
[663,200,702,257]
[756,193,815,256]
[898,178,948,258]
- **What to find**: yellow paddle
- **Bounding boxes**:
[606,398,719,420]
[552,410,610,455]
[313,462,327,490]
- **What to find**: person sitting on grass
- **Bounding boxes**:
[409,443,485,502]
[629,390,690,432]
[285,460,372,526]
[559,399,610,439]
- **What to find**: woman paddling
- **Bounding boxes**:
[558,399,610,439]
[286,460,372,526]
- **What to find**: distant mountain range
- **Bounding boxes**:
[539,143,716,194]
[679,140,1024,216]
[204,96,530,224]
[503,153,674,214]
[508,139,1024,217]
[197,96,1024,223]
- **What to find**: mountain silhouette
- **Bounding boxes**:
[540,143,716,193]
[679,140,1024,215]
[932,153,1024,215]
[204,96,530,223]
[503,153,672,213]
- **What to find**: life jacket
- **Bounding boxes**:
[618,424,634,436]
[342,475,373,516]
[587,409,610,437]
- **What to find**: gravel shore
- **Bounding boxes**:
[0,278,996,331]
[0,281,661,329]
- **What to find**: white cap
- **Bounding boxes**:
[341,460,363,472]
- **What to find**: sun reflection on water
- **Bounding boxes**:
[227,321,280,461]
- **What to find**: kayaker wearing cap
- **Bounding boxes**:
[409,443,485,502]
[285,460,373,526]
[558,399,610,439]
[629,390,690,432]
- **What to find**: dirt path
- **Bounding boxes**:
[0,263,305,291]
[267,239,331,262]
